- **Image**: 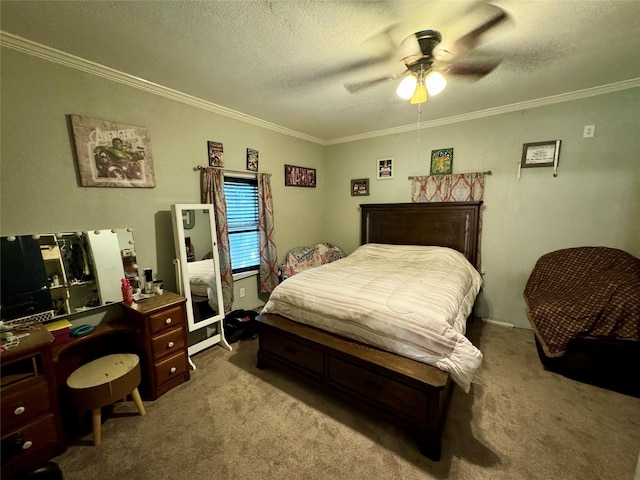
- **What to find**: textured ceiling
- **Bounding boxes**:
[2,1,640,142]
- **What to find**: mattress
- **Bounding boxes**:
[186,259,218,311]
[262,243,483,392]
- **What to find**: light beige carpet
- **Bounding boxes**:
[52,321,640,480]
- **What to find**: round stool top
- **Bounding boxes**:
[67,353,140,390]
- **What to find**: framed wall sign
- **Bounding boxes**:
[70,114,156,188]
[376,157,394,179]
[246,148,259,171]
[284,164,316,187]
[521,140,561,168]
[351,178,369,196]
[208,141,224,167]
[430,148,454,175]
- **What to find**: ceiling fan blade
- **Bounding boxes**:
[450,3,509,53]
[322,24,404,82]
[344,77,394,94]
[445,58,502,78]
[344,71,406,93]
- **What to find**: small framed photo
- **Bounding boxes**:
[351,178,369,196]
[521,140,561,168]
[208,141,224,167]
[284,164,316,187]
[430,148,454,175]
[376,157,394,179]
[246,148,259,172]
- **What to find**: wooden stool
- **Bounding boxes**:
[66,353,146,446]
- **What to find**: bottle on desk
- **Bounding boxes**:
[121,278,133,304]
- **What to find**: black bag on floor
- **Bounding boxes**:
[224,309,258,343]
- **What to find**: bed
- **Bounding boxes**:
[186,259,219,312]
[256,201,483,460]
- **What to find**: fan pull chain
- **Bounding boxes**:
[416,104,423,164]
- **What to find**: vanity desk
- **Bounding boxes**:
[1,325,66,479]
[52,292,190,406]
[43,292,189,444]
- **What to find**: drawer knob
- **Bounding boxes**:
[165,318,173,325]
[170,366,177,374]
[22,441,33,450]
[14,406,25,416]
[167,341,175,348]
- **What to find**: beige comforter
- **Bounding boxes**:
[262,243,483,392]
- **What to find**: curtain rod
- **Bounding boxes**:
[407,170,492,180]
[194,164,259,176]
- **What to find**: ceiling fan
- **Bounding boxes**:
[344,2,510,104]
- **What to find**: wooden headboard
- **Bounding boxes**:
[360,202,482,267]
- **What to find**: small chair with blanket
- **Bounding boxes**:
[524,246,640,397]
[279,243,345,281]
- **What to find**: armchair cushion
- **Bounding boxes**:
[524,247,640,357]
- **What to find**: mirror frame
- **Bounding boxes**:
[171,204,230,354]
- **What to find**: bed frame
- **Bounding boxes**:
[256,201,482,460]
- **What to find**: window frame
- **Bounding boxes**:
[224,175,260,275]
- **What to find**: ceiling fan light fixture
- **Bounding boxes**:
[410,83,427,104]
[396,74,418,100]
[426,71,447,96]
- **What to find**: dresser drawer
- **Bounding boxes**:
[151,327,185,361]
[1,414,59,469]
[154,351,188,387]
[328,356,428,425]
[260,330,324,376]
[149,306,184,335]
[1,377,51,433]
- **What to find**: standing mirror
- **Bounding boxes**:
[171,204,230,356]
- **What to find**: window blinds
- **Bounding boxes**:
[224,177,260,273]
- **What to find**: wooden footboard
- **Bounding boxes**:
[256,313,454,460]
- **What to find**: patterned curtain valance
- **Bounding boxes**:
[410,172,486,203]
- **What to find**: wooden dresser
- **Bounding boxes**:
[121,291,190,400]
[1,325,65,478]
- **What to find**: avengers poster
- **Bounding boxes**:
[71,115,156,188]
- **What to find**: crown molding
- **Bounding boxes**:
[3,31,638,147]
[0,31,325,145]
[326,77,640,145]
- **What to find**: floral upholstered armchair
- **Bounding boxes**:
[278,243,345,281]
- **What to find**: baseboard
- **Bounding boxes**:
[480,318,515,329]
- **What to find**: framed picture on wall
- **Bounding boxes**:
[284,164,316,187]
[70,114,156,188]
[207,141,224,167]
[246,148,259,171]
[430,148,454,175]
[521,140,561,168]
[376,157,394,179]
[351,178,369,196]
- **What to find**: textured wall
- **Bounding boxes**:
[0,48,326,307]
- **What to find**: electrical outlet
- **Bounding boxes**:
[583,124,595,138]
[239,287,246,298]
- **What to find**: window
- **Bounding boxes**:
[224,176,259,274]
